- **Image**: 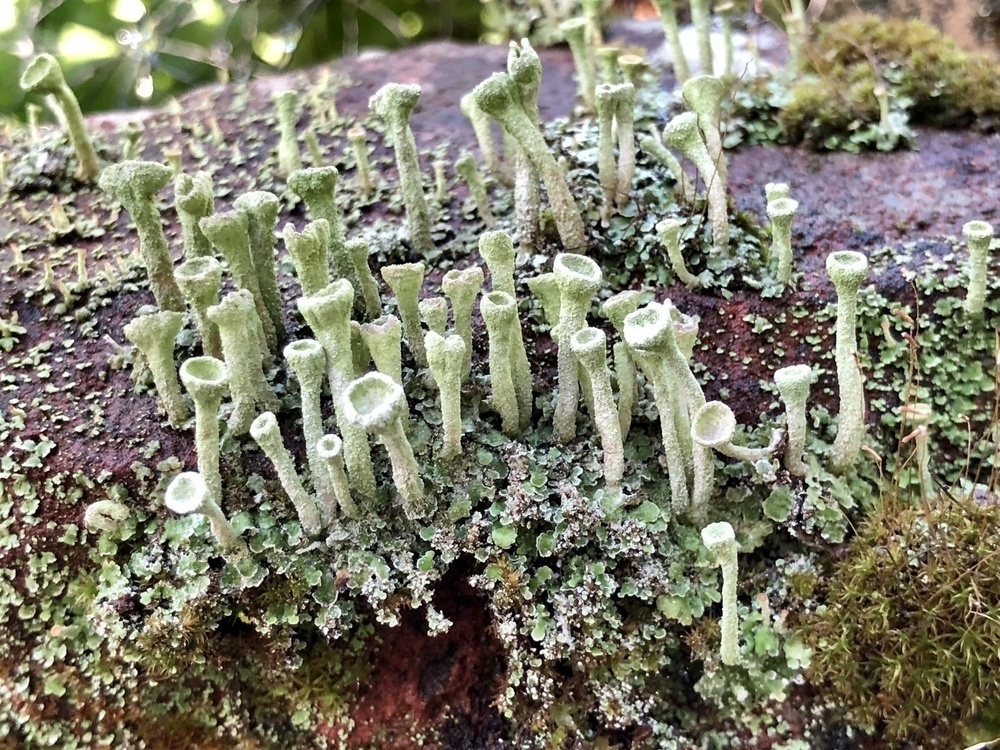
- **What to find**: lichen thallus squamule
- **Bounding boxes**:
[81,30,986,672]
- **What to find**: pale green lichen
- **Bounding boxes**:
[360,315,403,385]
[283,219,331,298]
[424,331,466,460]
[178,356,228,503]
[164,471,247,558]
[284,339,332,510]
[273,90,303,177]
[174,256,223,360]
[251,411,323,537]
[381,262,427,368]
[773,364,813,477]
[963,220,995,317]
[287,167,353,287]
[315,434,359,520]
[174,171,215,260]
[767,196,799,286]
[442,266,485,382]
[701,521,740,666]
[123,311,190,428]
[234,191,286,345]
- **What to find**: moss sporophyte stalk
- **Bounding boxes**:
[10,12,1000,748]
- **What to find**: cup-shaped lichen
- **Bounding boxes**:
[455,153,495,228]
[418,297,447,337]
[662,113,729,256]
[342,372,431,520]
[826,250,869,473]
[179,356,228,503]
[234,190,285,344]
[315,434,360,520]
[369,83,434,255]
[283,219,331,298]
[123,311,190,428]
[692,401,773,465]
[174,171,215,260]
[251,412,323,537]
[701,521,740,666]
[613,83,636,208]
[657,218,699,287]
[473,72,586,252]
[571,327,625,507]
[382,262,427,367]
[99,161,185,312]
[460,91,504,184]
[601,290,641,440]
[346,239,383,320]
[649,0,690,82]
[20,53,100,181]
[284,339,331,507]
[442,266,485,381]
[481,292,526,435]
[595,84,619,219]
[681,76,726,188]
[552,253,603,443]
[287,167,353,286]
[297,281,377,501]
[272,90,303,177]
[963,220,995,317]
[207,290,279,435]
[164,471,247,558]
[479,230,517,298]
[773,364,813,477]
[766,197,799,285]
[361,315,403,385]
[174,256,223,360]
[559,18,597,110]
[425,331,467,460]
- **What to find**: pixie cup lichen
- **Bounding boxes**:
[315,434,360,520]
[657,218,699,287]
[766,197,799,285]
[369,83,434,256]
[826,250,869,473]
[701,521,740,666]
[283,219,331,298]
[284,339,332,507]
[442,266,485,381]
[234,190,285,344]
[179,356,228,503]
[174,256,223,360]
[963,220,995,317]
[287,167,353,286]
[100,161,185,312]
[773,364,813,477]
[425,331,467,459]
[123,311,190,428]
[272,90,303,177]
[361,315,403,385]
[692,401,773,464]
[342,372,430,521]
[174,171,215,260]
[455,153,495,228]
[164,471,247,559]
[382,263,427,368]
[251,411,323,537]
[481,292,527,435]
[20,53,100,182]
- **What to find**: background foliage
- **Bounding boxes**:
[0,0,486,118]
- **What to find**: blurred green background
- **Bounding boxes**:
[0,0,492,118]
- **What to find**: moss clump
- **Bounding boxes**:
[729,15,1000,152]
[806,495,1000,747]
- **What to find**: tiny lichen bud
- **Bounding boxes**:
[20,53,100,181]
[764,182,789,202]
[99,161,184,311]
[165,472,246,557]
[83,499,129,534]
[618,54,646,89]
[347,125,375,195]
[382,262,427,367]
[701,521,740,666]
[123,311,190,428]
[342,372,431,520]
[251,412,323,536]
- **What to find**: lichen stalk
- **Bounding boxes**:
[507,39,544,254]
[597,47,620,84]
[283,219,331,298]
[442,266,485,381]
[208,290,279,435]
[774,364,813,477]
[657,218,699,287]
[316,435,359,520]
[479,230,516,298]
[123,311,190,428]
[650,0,690,82]
[235,191,286,345]
[346,238,382,320]
[165,472,247,558]
[297,281,377,500]
[571,328,625,508]
[595,84,619,220]
[19,54,100,182]
[284,339,333,507]
[179,356,228,503]
[455,153,496,228]
[560,18,597,110]
[963,220,995,317]
[272,90,303,177]
[347,125,374,195]
[640,133,694,204]
[826,250,869,473]
[902,403,935,500]
[361,315,403,385]
[473,73,586,252]
[174,172,215,260]
[287,167,354,287]
[602,290,642,440]
[342,373,431,520]
[481,292,524,435]
[99,161,185,311]
[200,210,277,357]
[689,0,714,76]
[425,332,467,460]
[251,412,323,536]
[460,92,506,185]
[614,83,637,208]
[767,197,799,285]
[682,76,727,189]
[552,253,603,443]
[174,256,223,359]
[663,113,729,256]
[701,522,740,666]
[369,83,434,255]
[382,262,427,367]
